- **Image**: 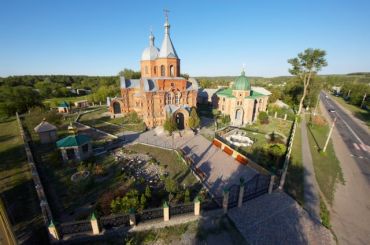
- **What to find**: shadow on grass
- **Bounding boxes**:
[306,124,322,151]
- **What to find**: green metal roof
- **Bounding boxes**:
[246,90,265,99]
[58,101,69,108]
[216,88,266,100]
[216,88,235,98]
[232,71,251,91]
[56,134,91,148]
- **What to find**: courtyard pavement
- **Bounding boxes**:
[228,191,334,245]
[180,134,257,197]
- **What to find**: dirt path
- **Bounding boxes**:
[320,101,370,244]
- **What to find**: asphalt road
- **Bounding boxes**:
[320,92,370,179]
[320,91,370,244]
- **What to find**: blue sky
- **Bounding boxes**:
[1,0,370,77]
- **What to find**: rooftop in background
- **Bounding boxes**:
[34,120,57,133]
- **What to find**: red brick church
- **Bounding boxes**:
[109,15,198,129]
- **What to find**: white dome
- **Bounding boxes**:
[141,32,159,61]
[141,46,159,61]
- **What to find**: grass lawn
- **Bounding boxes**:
[79,108,146,133]
[126,144,198,187]
[0,118,48,243]
[330,94,370,128]
[285,122,304,205]
[306,115,344,205]
[245,117,293,136]
[37,147,130,219]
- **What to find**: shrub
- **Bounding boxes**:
[258,112,269,124]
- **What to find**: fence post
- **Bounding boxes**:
[90,213,100,235]
[223,188,229,214]
[48,220,60,241]
[284,114,287,120]
[268,175,276,194]
[274,111,277,118]
[194,196,200,216]
[238,178,245,208]
[129,208,136,226]
[163,201,170,221]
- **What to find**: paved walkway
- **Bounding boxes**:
[228,191,334,245]
[301,116,321,221]
[180,135,257,196]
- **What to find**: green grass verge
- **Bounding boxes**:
[0,118,47,243]
[320,198,331,229]
[79,108,146,133]
[285,122,304,205]
[126,144,198,187]
[330,95,370,128]
[306,116,344,205]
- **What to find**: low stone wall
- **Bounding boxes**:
[15,113,54,234]
[212,138,249,165]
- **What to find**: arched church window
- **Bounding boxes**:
[170,65,175,77]
[161,65,165,76]
[154,66,157,75]
[166,92,173,104]
[175,92,181,104]
[145,66,148,74]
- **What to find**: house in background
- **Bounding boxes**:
[58,101,70,113]
[74,100,89,108]
[34,120,58,144]
[56,134,92,162]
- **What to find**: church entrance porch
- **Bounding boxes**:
[113,102,121,114]
[234,108,244,126]
[175,112,185,130]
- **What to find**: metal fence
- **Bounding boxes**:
[242,174,270,202]
[136,207,163,223]
[170,203,194,217]
[201,198,222,212]
[59,220,92,236]
[100,213,130,229]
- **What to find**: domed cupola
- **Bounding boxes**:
[232,70,251,91]
[141,32,160,61]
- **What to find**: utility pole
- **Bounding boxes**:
[360,93,367,109]
[322,116,337,152]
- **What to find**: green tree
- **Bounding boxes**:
[163,116,178,135]
[288,48,327,114]
[188,107,200,130]
[118,69,141,79]
[145,185,151,199]
[0,86,43,116]
[140,194,147,209]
